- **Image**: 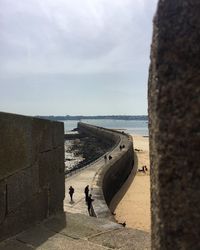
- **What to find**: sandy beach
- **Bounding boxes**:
[110,135,151,233]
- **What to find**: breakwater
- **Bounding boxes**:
[65,130,113,176]
[78,122,134,218]
[0,112,65,241]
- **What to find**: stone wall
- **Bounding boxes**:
[0,112,65,241]
[78,122,134,218]
[78,122,120,147]
[148,1,200,249]
[102,144,134,206]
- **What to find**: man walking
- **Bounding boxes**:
[69,186,74,202]
[87,194,94,216]
[84,185,89,202]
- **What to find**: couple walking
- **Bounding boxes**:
[68,185,94,216]
[84,185,94,216]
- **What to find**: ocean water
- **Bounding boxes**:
[61,119,149,136]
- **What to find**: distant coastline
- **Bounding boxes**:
[36,115,148,121]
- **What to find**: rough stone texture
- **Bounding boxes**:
[0,114,33,179]
[0,190,48,241]
[0,112,64,241]
[148,1,200,249]
[48,147,65,214]
[0,181,6,224]
[89,228,150,250]
[7,165,39,212]
[32,118,54,153]
[52,122,65,148]
[43,212,121,239]
[0,239,33,250]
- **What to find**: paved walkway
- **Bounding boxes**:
[64,132,128,216]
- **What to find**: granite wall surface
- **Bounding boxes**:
[0,112,65,241]
[148,1,200,249]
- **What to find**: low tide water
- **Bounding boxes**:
[61,119,149,136]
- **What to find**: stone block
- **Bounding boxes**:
[0,190,48,241]
[38,146,65,214]
[16,223,106,250]
[15,224,58,248]
[7,165,39,213]
[0,113,32,180]
[35,234,107,250]
[0,113,63,181]
[48,147,65,214]
[89,228,150,249]
[0,181,6,224]
[38,151,53,188]
[0,112,65,240]
[39,147,65,213]
[52,122,64,148]
[32,118,53,153]
[0,239,33,250]
[44,212,120,240]
[48,175,65,214]
[44,212,101,239]
[32,189,48,222]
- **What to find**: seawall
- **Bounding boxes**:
[0,112,65,241]
[77,122,134,218]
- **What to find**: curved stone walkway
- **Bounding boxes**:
[64,132,128,216]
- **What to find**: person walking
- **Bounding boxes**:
[69,186,74,202]
[84,185,89,202]
[87,194,94,216]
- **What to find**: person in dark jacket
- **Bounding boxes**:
[69,186,74,202]
[84,185,89,202]
[87,194,94,216]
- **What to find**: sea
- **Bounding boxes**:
[61,119,149,136]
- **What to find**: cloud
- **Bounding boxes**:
[0,0,158,115]
[0,0,157,76]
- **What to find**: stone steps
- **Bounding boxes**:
[0,212,150,250]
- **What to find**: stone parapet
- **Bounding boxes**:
[0,112,65,241]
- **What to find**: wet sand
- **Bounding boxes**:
[110,135,151,232]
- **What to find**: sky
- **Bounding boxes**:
[0,0,158,116]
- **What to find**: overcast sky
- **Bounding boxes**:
[0,0,157,116]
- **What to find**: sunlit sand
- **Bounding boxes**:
[110,135,151,232]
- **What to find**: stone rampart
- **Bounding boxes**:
[78,122,134,218]
[0,112,65,241]
[78,122,120,146]
[102,144,134,205]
